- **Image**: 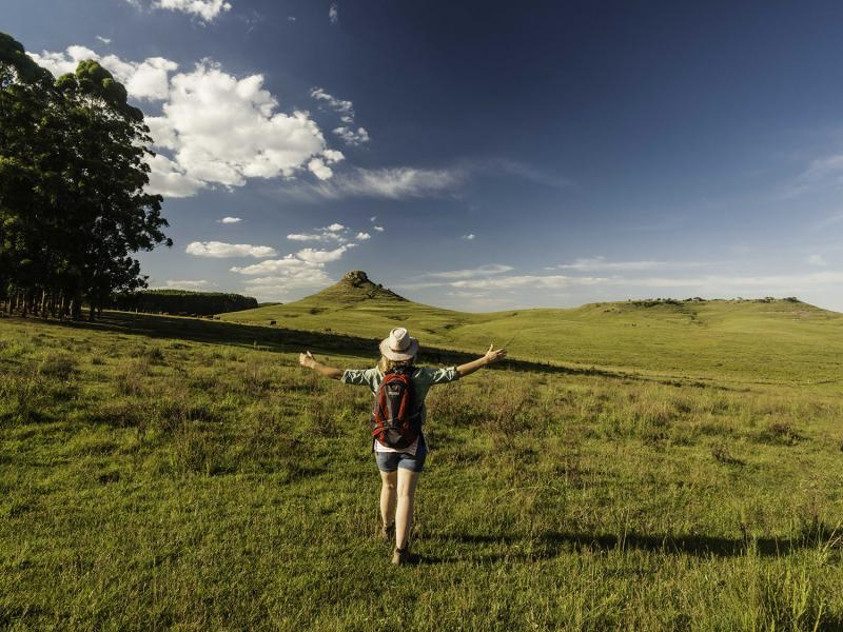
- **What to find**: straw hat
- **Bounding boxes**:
[379,327,419,361]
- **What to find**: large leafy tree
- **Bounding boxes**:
[0,32,171,320]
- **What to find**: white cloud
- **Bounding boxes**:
[370,216,377,222]
[32,47,344,198]
[333,126,370,146]
[308,158,334,181]
[296,244,355,264]
[329,2,339,24]
[144,153,206,198]
[310,87,353,115]
[218,216,242,224]
[161,279,212,290]
[151,0,232,21]
[303,167,462,199]
[286,224,348,243]
[555,257,669,272]
[373,225,384,232]
[789,154,843,197]
[462,234,476,240]
[806,254,827,266]
[185,241,277,258]
[451,275,605,290]
[423,265,514,280]
[96,36,112,45]
[625,271,843,291]
[29,46,177,100]
[149,62,331,189]
[356,232,371,240]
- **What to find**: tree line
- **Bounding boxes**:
[0,32,170,321]
[110,290,258,316]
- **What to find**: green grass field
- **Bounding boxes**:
[2,287,843,629]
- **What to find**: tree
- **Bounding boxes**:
[0,32,171,320]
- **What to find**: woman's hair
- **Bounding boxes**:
[378,355,415,373]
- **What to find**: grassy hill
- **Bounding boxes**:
[221,272,843,384]
[2,311,843,629]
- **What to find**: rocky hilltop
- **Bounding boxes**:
[308,270,407,304]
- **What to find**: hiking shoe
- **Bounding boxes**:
[378,523,395,542]
[392,547,410,566]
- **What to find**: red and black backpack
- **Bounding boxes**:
[370,368,421,449]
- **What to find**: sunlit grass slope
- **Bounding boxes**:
[222,271,843,384]
[2,313,843,630]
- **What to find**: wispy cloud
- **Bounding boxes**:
[788,154,843,197]
[298,166,465,199]
[552,257,670,272]
[218,216,242,224]
[95,35,112,45]
[462,234,476,241]
[329,2,339,24]
[806,254,827,266]
[422,264,513,280]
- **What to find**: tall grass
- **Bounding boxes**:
[1,315,842,630]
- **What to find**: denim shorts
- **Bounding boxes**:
[374,442,428,473]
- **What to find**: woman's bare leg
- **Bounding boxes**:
[395,469,421,550]
[379,470,397,530]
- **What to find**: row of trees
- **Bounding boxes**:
[110,290,258,316]
[0,32,171,320]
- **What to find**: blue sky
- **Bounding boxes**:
[6,0,843,311]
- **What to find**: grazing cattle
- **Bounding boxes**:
[270,320,277,326]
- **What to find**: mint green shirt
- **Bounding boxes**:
[340,366,460,425]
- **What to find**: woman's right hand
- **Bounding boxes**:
[299,350,316,369]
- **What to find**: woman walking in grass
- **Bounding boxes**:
[299,327,506,565]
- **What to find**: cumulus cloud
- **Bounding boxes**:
[333,126,370,146]
[148,62,332,188]
[373,225,385,232]
[230,235,362,298]
[128,0,232,21]
[144,153,206,198]
[296,244,355,264]
[310,87,353,115]
[32,47,345,198]
[96,36,112,45]
[356,232,371,240]
[286,224,348,243]
[462,234,476,240]
[218,216,242,224]
[185,241,277,258]
[310,87,370,146]
[29,46,177,100]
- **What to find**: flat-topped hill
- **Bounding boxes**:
[220,272,843,383]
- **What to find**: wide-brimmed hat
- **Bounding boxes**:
[379,327,419,361]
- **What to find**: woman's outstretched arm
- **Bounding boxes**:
[299,351,343,379]
[456,344,507,378]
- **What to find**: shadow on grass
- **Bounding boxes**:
[20,311,691,384]
[420,530,826,563]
